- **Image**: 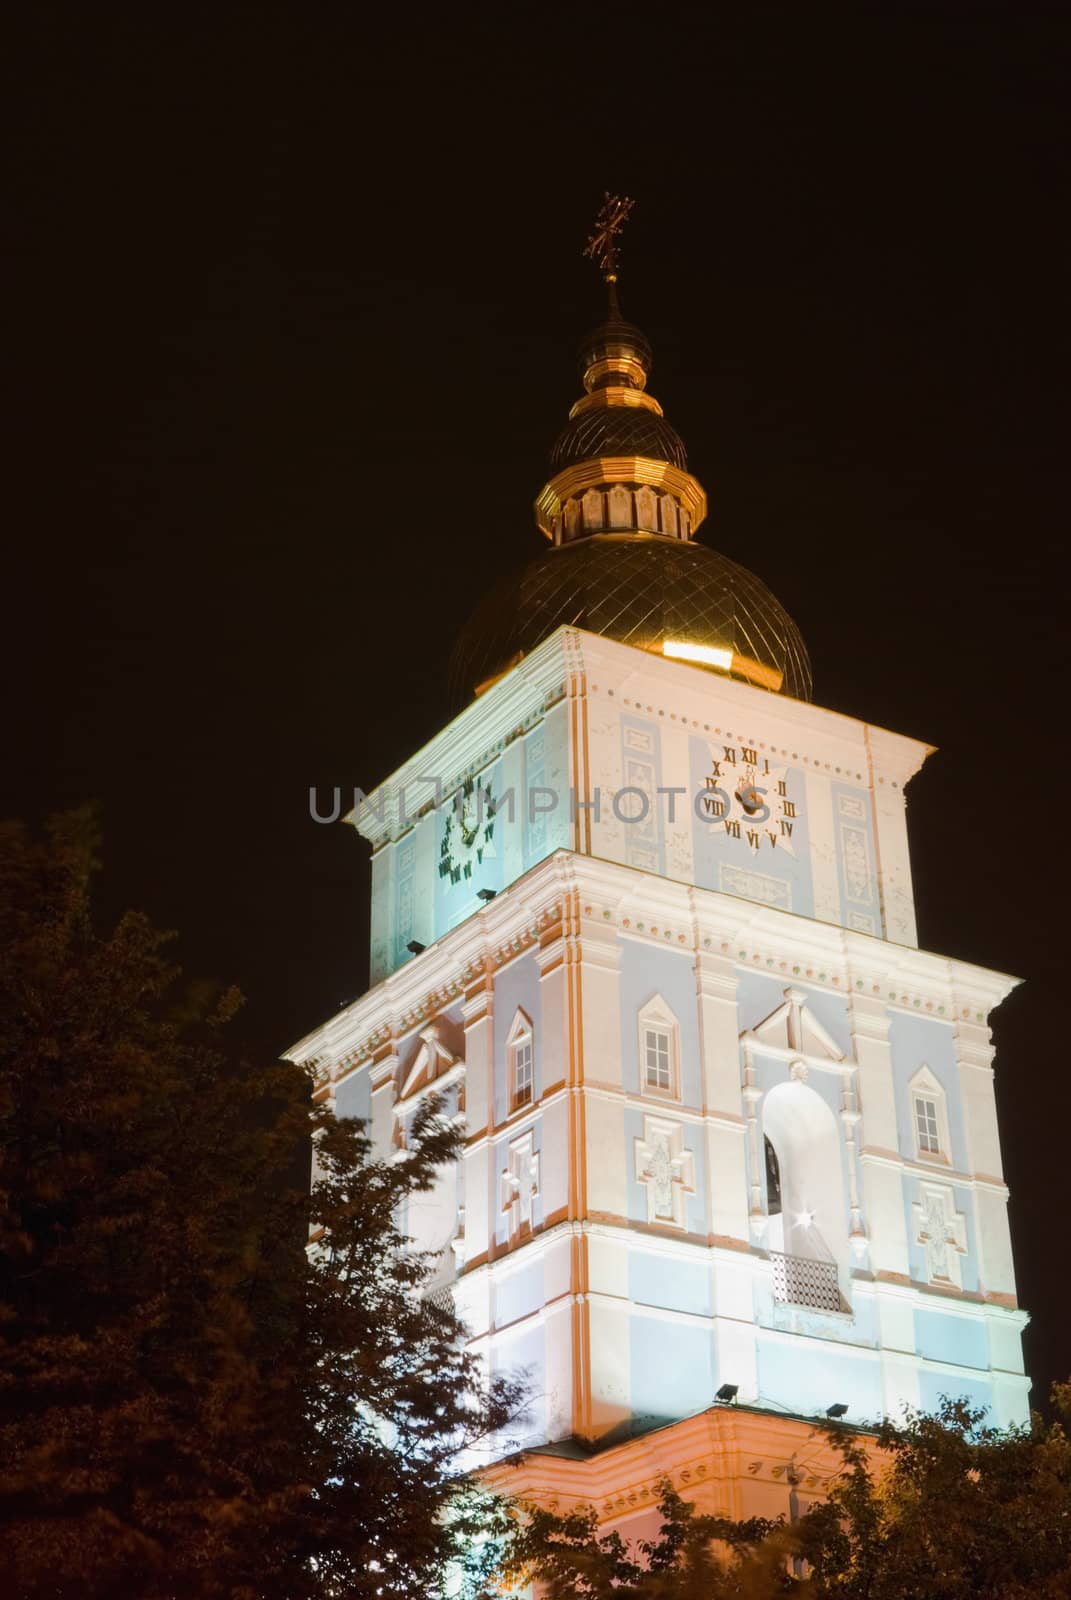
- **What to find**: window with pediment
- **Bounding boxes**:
[909,1064,951,1165]
[507,1008,535,1112]
[637,995,680,1099]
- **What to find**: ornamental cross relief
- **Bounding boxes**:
[634,1117,696,1228]
[501,1131,540,1238]
[913,1185,968,1287]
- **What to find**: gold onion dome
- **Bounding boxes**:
[449,205,811,709]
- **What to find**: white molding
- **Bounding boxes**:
[288,849,1021,1076]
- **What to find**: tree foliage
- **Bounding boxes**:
[509,1484,797,1599]
[296,1099,524,1598]
[0,812,521,1599]
[799,1391,1071,1600]
[509,1392,1071,1600]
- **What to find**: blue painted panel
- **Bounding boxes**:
[831,781,883,938]
[689,735,814,918]
[628,1249,711,1317]
[491,1319,545,1381]
[392,831,420,973]
[735,970,850,1058]
[630,1313,713,1427]
[493,952,543,1124]
[889,1013,967,1170]
[490,1321,547,1447]
[619,715,665,876]
[801,985,851,1058]
[434,757,507,943]
[736,971,789,1035]
[523,712,571,870]
[915,1308,989,1371]
[624,1105,707,1236]
[495,1260,545,1329]
[334,1068,371,1125]
[757,1334,883,1425]
[918,1366,992,1418]
[846,1291,879,1347]
[375,713,571,980]
[618,938,702,1107]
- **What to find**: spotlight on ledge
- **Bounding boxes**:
[406,940,426,955]
[476,887,497,902]
[826,1402,849,1419]
[715,1383,739,1404]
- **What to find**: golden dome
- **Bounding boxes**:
[451,207,811,707]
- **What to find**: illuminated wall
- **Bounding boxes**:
[360,628,925,985]
[290,627,1029,1485]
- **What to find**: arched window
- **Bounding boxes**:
[637,995,681,1099]
[764,1136,783,1215]
[762,1081,849,1313]
[507,1009,534,1111]
[908,1064,950,1164]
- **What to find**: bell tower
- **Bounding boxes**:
[288,205,1029,1533]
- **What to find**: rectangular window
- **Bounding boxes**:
[915,1095,940,1154]
[644,1026,672,1091]
[513,1037,533,1107]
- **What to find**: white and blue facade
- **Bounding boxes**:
[290,624,1028,1514]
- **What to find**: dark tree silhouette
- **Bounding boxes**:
[0,812,521,1599]
[509,1392,1071,1599]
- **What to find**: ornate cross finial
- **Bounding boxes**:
[584,192,635,283]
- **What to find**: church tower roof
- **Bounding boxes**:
[448,198,812,708]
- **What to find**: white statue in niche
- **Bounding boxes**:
[582,488,604,529]
[608,484,632,528]
[635,485,658,531]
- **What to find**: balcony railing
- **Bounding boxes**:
[770,1250,843,1313]
[424,1284,455,1317]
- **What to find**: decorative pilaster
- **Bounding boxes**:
[849,990,911,1282]
[694,937,750,1248]
[460,965,494,1276]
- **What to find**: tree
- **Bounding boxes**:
[293,1097,524,1598]
[0,812,521,1599]
[507,1391,1071,1600]
[508,1484,796,1599]
[799,1389,1071,1600]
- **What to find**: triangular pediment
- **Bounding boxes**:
[399,1017,463,1100]
[744,987,845,1063]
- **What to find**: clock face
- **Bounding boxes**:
[699,741,802,856]
[439,775,496,887]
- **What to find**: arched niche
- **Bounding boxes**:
[762,1079,849,1289]
[405,1151,460,1274]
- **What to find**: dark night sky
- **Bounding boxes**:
[5,7,1068,1405]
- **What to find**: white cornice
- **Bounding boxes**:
[286,849,1020,1076]
[346,626,935,848]
[346,630,586,846]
